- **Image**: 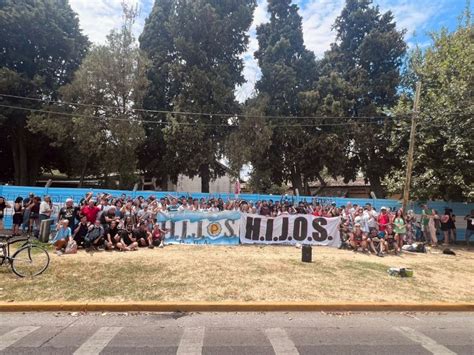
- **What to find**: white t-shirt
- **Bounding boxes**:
[365,210,378,229]
[39,201,52,215]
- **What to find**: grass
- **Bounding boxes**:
[0,244,473,303]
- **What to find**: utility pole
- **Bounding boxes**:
[402,81,422,212]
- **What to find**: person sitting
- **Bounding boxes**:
[73,215,89,248]
[117,224,138,251]
[151,223,168,248]
[381,225,400,255]
[366,228,384,257]
[133,222,153,248]
[51,219,72,255]
[105,220,120,250]
[349,223,368,252]
[84,219,105,251]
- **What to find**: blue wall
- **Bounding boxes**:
[1,185,472,240]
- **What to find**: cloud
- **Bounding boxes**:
[70,0,446,102]
[69,0,146,43]
[298,0,344,58]
[236,0,268,102]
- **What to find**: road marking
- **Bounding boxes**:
[177,327,205,355]
[73,326,122,355]
[264,328,299,355]
[395,326,457,355]
[0,326,40,351]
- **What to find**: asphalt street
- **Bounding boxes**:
[0,312,472,354]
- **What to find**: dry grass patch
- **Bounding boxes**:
[0,245,473,303]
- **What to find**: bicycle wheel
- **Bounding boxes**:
[11,245,50,277]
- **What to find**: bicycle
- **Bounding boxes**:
[0,230,50,278]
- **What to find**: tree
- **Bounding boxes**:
[237,0,346,195]
[140,0,256,192]
[0,0,89,185]
[28,3,148,189]
[138,0,176,187]
[323,0,406,197]
[386,8,473,201]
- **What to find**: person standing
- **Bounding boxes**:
[393,209,407,249]
[0,196,11,230]
[464,210,474,246]
[12,197,23,236]
[39,195,53,224]
[428,209,439,247]
[421,204,431,243]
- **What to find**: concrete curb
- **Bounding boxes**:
[0,302,473,313]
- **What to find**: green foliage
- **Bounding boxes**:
[0,0,89,184]
[321,0,406,197]
[27,4,148,189]
[388,14,474,201]
[140,0,256,191]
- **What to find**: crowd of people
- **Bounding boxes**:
[0,192,472,256]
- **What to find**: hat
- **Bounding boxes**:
[381,206,387,210]
[66,198,73,203]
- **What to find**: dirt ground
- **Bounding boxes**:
[0,245,473,303]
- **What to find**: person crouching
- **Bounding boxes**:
[349,223,368,252]
[51,219,72,255]
[84,219,105,251]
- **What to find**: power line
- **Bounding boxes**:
[0,93,412,121]
[0,103,413,127]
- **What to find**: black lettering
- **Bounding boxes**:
[293,217,307,241]
[245,217,261,240]
[312,217,328,241]
[181,221,187,239]
[197,221,203,238]
[224,219,235,237]
[280,217,289,241]
[170,221,175,238]
[265,218,274,241]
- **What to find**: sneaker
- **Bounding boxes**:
[55,250,63,256]
[148,244,155,249]
[159,242,164,248]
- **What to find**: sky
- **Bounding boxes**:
[69,0,469,102]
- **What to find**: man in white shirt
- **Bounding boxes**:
[364,203,378,231]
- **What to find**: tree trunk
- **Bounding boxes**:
[78,158,89,188]
[368,173,385,199]
[200,164,210,193]
[12,127,29,186]
[312,172,327,196]
[291,167,303,196]
[303,176,310,196]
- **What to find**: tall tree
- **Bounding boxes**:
[241,0,330,194]
[138,0,176,187]
[324,0,406,197]
[28,3,148,189]
[140,0,256,192]
[386,9,473,201]
[0,0,89,185]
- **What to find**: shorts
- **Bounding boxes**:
[152,239,163,247]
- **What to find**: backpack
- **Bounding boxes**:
[64,240,77,254]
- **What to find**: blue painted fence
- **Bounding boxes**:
[1,185,472,240]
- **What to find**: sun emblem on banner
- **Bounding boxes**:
[207,222,222,237]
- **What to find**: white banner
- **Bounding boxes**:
[239,213,341,246]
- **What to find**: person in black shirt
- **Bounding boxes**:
[133,223,152,248]
[105,221,120,250]
[58,199,80,231]
[118,224,138,251]
[465,210,474,246]
[73,215,89,248]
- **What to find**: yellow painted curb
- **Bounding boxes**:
[0,302,473,312]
